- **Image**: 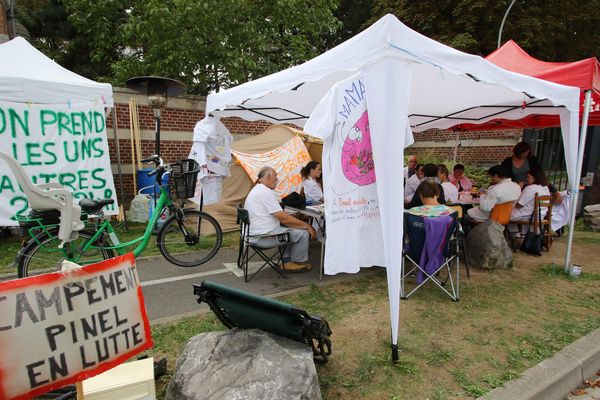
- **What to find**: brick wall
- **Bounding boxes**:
[108,87,522,200]
[0,2,9,42]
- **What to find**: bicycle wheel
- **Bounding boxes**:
[18,228,115,278]
[157,209,222,267]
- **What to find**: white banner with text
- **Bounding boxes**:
[0,100,118,226]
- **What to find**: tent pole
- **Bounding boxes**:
[564,90,591,273]
[112,107,127,223]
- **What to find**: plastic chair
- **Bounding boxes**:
[510,194,554,251]
[194,280,332,363]
[402,212,460,301]
[490,201,514,225]
[236,204,291,282]
[0,152,84,244]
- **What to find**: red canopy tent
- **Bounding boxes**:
[452,40,600,272]
[454,40,600,130]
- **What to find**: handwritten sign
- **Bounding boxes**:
[0,253,152,400]
[0,100,118,226]
[231,135,311,197]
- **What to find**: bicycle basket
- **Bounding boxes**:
[171,159,200,199]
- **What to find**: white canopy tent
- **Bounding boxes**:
[0,37,113,106]
[203,14,580,360]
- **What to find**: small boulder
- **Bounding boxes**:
[583,204,600,232]
[165,328,322,400]
[465,220,513,269]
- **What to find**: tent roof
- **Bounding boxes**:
[0,37,114,106]
[487,40,600,95]
[454,40,600,130]
[207,14,579,133]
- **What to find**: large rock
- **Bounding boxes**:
[465,220,513,269]
[583,204,600,232]
[165,328,322,400]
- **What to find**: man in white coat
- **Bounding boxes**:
[245,167,317,271]
[467,165,521,223]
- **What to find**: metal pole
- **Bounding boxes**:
[111,107,127,223]
[154,109,161,157]
[564,90,592,272]
[498,0,517,48]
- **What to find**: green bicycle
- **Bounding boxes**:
[15,155,222,278]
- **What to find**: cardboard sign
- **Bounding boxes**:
[0,253,152,400]
[0,100,118,226]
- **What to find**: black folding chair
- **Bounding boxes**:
[194,280,332,363]
[236,204,290,282]
[402,212,460,301]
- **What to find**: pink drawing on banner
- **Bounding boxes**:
[341,110,376,185]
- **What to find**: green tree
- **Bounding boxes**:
[64,0,340,94]
[370,0,600,60]
[15,0,120,79]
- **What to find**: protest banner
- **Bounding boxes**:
[0,253,152,400]
[0,100,118,226]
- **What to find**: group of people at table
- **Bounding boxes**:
[404,141,561,235]
[242,141,559,274]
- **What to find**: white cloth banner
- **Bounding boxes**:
[305,58,412,349]
[0,100,118,225]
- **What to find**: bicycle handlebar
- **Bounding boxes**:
[147,166,163,177]
[141,155,163,166]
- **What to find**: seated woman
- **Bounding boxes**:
[438,164,458,203]
[509,168,550,231]
[408,180,453,217]
[301,161,323,203]
[449,163,473,192]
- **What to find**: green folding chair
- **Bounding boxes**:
[194,280,332,363]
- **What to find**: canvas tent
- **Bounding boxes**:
[203,125,322,232]
[201,14,580,360]
[0,37,117,226]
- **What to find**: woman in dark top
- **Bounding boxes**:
[500,142,542,187]
[406,163,446,208]
[501,141,562,204]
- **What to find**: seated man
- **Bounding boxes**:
[466,165,521,223]
[245,167,317,271]
[408,180,453,217]
[449,163,473,192]
[406,163,446,208]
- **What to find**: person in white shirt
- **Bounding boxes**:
[244,167,317,271]
[301,161,324,203]
[466,165,521,223]
[438,164,459,203]
[404,163,423,203]
[509,168,551,234]
[403,155,418,181]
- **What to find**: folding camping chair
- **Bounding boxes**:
[402,212,460,301]
[194,280,332,363]
[236,204,290,282]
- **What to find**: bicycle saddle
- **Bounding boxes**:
[79,198,115,214]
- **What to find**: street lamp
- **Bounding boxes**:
[497,0,517,48]
[126,76,187,157]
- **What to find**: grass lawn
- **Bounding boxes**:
[0,222,239,275]
[146,230,600,400]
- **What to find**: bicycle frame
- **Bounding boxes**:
[82,186,175,258]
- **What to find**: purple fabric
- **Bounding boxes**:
[417,215,453,284]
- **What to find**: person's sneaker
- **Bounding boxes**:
[283,262,312,272]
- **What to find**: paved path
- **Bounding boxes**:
[137,241,357,323]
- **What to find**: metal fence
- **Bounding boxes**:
[524,127,569,191]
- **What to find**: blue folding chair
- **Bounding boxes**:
[402,212,460,301]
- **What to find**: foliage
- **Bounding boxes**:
[370,0,600,61]
[19,0,340,95]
